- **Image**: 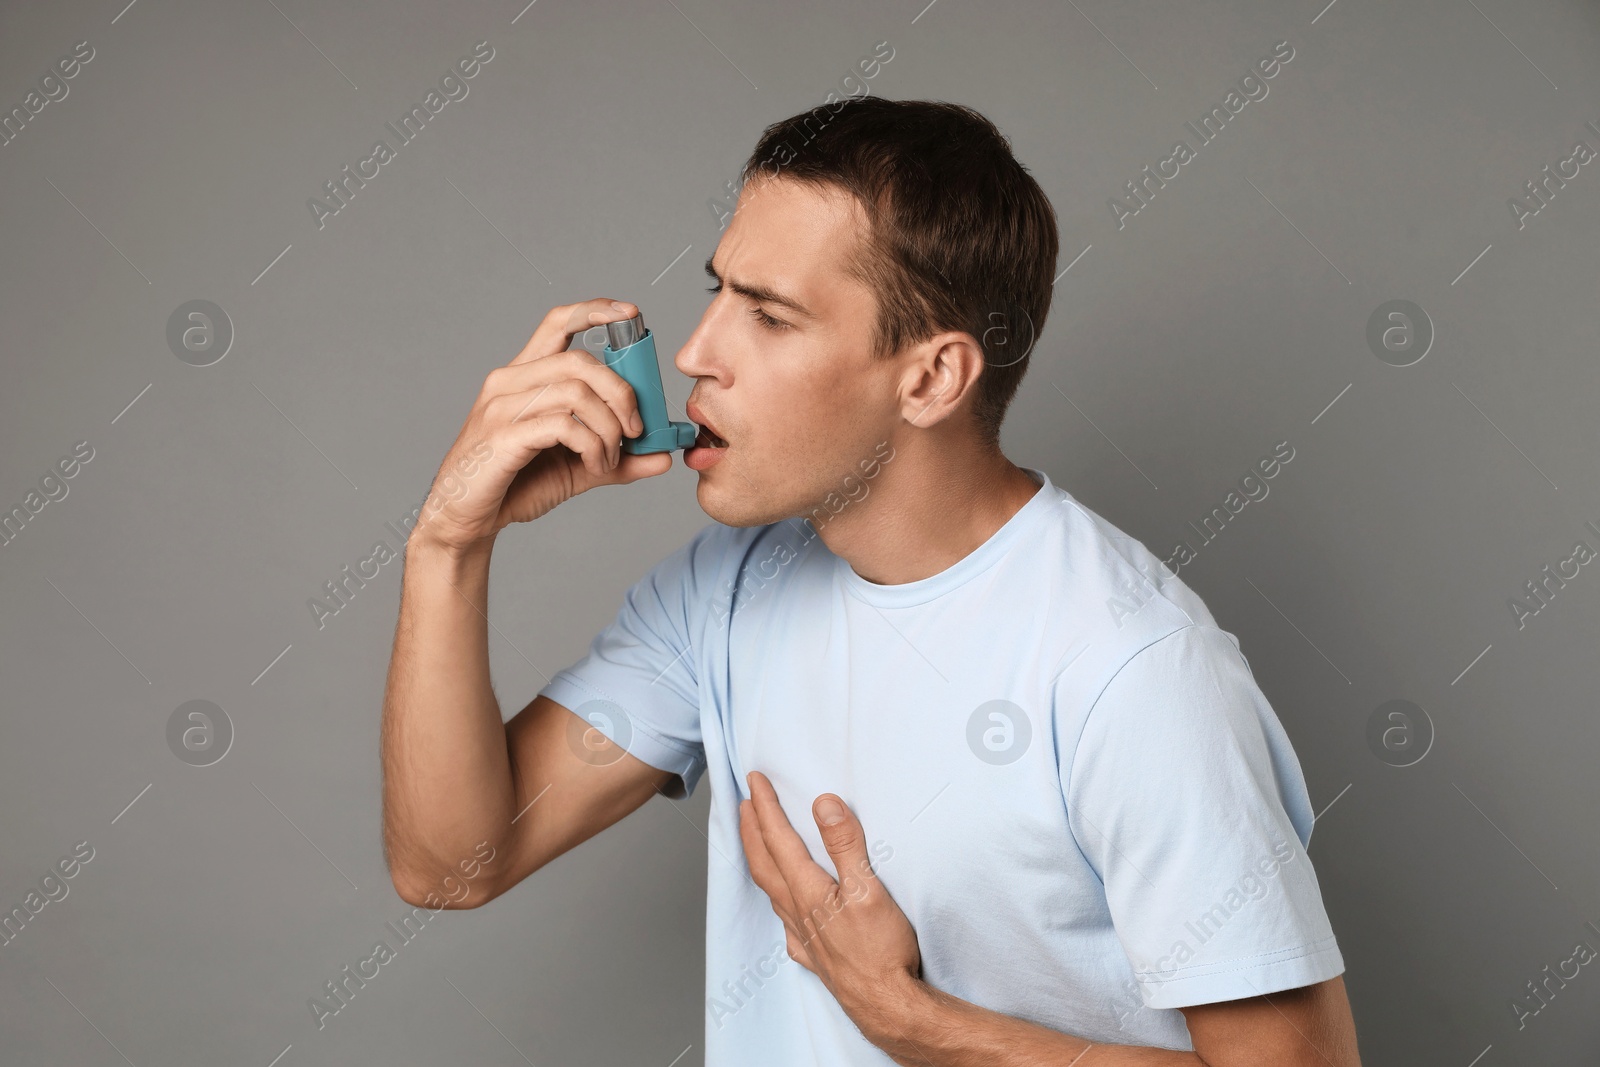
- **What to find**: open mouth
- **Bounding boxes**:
[693,422,728,449]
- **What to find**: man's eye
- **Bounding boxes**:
[747,306,788,331]
[706,284,787,330]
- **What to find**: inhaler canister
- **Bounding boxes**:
[602,312,698,455]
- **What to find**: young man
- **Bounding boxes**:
[380,98,1363,1065]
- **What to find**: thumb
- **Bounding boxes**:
[612,449,674,483]
[813,794,871,883]
[585,448,673,488]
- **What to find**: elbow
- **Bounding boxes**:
[383,833,515,909]
[390,866,501,910]
[383,845,429,907]
[388,867,435,909]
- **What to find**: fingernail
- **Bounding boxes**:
[632,413,644,435]
[611,300,629,312]
[816,797,845,826]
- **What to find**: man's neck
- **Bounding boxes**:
[815,445,1042,587]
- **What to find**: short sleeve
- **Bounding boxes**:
[1063,624,1345,1009]
[537,524,726,799]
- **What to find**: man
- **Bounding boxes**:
[380,97,1363,1065]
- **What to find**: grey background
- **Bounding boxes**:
[2,0,1597,1063]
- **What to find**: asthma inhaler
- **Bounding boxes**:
[603,312,698,455]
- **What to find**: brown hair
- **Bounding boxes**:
[737,97,1059,450]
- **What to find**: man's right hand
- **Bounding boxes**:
[412,298,674,554]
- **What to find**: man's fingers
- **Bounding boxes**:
[784,928,817,974]
[509,299,638,366]
[812,794,876,891]
[747,772,836,899]
[490,379,625,470]
[482,352,642,445]
[488,411,609,480]
[739,798,797,919]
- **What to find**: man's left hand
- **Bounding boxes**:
[739,770,923,1032]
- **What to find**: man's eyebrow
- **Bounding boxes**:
[704,256,815,319]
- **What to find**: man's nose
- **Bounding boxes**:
[674,301,722,377]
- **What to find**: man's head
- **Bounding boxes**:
[675,97,1058,528]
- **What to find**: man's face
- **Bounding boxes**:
[675,176,904,528]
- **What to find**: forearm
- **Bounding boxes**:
[864,974,1203,1067]
[379,535,514,905]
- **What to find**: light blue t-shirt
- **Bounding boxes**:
[538,466,1344,1063]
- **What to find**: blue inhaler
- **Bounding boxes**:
[603,312,698,455]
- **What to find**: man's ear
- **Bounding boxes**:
[900,331,985,430]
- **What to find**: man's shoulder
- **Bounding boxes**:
[1041,484,1220,646]
[1023,484,1263,748]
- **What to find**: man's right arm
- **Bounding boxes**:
[381,538,678,909]
[379,298,677,910]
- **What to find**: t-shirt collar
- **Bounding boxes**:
[833,466,1053,608]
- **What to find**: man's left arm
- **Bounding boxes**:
[740,770,1362,1067]
[861,968,1361,1066]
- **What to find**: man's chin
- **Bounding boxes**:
[694,469,788,529]
[697,498,764,529]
